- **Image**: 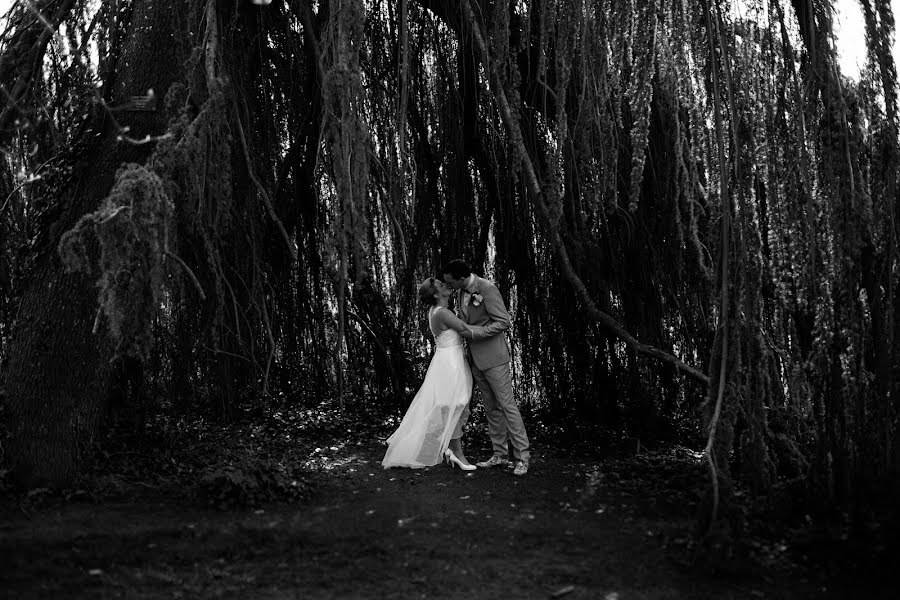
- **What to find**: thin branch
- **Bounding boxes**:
[259,288,276,398]
[166,250,206,301]
[200,344,252,362]
[203,0,218,83]
[0,171,42,214]
[700,0,732,534]
[233,105,297,261]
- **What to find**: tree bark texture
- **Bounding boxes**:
[2,0,186,487]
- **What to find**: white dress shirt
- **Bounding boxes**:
[462,274,476,310]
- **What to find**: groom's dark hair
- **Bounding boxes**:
[442,259,471,279]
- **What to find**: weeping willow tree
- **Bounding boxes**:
[1,0,898,541]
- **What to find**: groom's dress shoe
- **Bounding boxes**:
[513,459,529,476]
[476,455,510,468]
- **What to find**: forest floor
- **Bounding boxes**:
[0,402,894,599]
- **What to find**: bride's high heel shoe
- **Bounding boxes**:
[444,448,477,471]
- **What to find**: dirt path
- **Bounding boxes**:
[1,442,818,599]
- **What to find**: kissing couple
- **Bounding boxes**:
[381,259,531,476]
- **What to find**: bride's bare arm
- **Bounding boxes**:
[436,309,474,339]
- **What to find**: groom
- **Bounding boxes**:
[442,259,530,476]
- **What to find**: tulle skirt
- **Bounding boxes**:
[382,344,472,469]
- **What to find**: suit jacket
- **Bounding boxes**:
[458,275,511,369]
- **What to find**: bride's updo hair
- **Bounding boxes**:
[418,277,439,306]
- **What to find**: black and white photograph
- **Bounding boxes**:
[0,0,897,597]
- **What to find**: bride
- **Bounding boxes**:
[382,276,477,471]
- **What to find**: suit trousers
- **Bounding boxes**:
[452,360,530,461]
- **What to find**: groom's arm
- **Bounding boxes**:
[467,284,510,341]
[438,309,475,339]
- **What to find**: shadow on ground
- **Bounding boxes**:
[0,432,840,599]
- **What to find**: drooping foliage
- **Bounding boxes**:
[1,0,898,535]
[58,164,174,360]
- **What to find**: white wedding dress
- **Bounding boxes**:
[382,306,472,469]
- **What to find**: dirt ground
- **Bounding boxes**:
[1,431,850,600]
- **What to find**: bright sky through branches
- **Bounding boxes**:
[832,0,900,78]
[0,0,895,80]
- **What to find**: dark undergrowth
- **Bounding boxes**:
[0,400,895,598]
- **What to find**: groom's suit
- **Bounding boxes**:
[454,275,530,462]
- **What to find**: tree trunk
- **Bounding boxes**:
[1,0,186,488]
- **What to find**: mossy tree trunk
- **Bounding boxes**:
[1,0,186,488]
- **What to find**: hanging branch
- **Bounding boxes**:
[772,0,818,286]
[165,250,206,300]
[203,0,219,82]
[392,0,410,267]
[335,146,350,410]
[860,0,899,469]
[459,0,709,387]
[625,0,658,212]
[232,105,297,262]
[699,0,733,534]
[320,0,370,409]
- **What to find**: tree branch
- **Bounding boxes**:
[698,0,733,534]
